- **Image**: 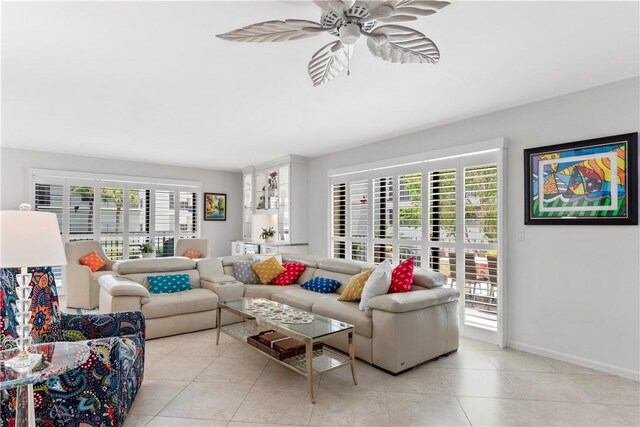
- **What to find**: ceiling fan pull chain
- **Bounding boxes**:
[347,45,351,76]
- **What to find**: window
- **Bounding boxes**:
[31,170,201,287]
[329,148,503,340]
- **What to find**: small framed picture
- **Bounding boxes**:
[204,193,226,221]
[524,133,637,225]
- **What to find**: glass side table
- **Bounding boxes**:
[0,342,90,427]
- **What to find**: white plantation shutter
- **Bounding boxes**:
[330,182,346,259]
[179,191,198,236]
[398,173,422,240]
[350,180,369,238]
[464,165,498,244]
[373,176,393,239]
[31,171,201,281]
[399,244,421,267]
[428,169,456,242]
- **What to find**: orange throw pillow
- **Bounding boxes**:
[183,249,202,259]
[80,251,106,272]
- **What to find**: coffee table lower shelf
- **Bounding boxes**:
[220,322,351,376]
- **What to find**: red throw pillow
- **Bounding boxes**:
[270,262,307,286]
[388,257,414,293]
[79,251,107,272]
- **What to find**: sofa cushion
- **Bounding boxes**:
[234,260,260,284]
[312,298,373,338]
[296,267,317,285]
[281,254,321,268]
[121,269,201,289]
[270,287,333,312]
[243,284,278,299]
[312,269,354,294]
[271,262,306,286]
[413,267,448,288]
[252,257,286,284]
[359,260,392,311]
[338,270,373,302]
[142,288,218,319]
[80,251,107,272]
[148,274,192,294]
[389,257,415,293]
[317,259,363,275]
[302,277,341,294]
[114,257,196,275]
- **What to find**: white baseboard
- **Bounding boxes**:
[507,340,640,382]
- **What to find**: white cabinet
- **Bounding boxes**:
[261,244,308,255]
[246,156,308,245]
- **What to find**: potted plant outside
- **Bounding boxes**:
[260,227,276,243]
[140,243,155,258]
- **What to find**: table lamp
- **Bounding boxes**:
[0,203,66,372]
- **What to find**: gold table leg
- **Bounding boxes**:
[215,306,221,345]
[306,341,315,403]
[348,330,357,385]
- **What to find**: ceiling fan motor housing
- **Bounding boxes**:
[339,22,360,45]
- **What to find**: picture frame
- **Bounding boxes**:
[524,133,637,225]
[204,192,227,221]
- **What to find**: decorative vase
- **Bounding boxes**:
[141,253,155,259]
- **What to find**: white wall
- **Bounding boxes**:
[306,77,640,379]
[0,148,242,258]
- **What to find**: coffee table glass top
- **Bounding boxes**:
[0,342,90,390]
[219,297,353,340]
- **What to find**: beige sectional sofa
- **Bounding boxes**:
[99,257,240,339]
[218,254,460,374]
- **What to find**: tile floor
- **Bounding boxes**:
[119,329,639,427]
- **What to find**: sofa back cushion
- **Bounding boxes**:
[312,269,354,294]
[413,267,447,288]
[113,257,196,275]
[316,259,362,275]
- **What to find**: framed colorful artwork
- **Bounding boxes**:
[204,193,226,221]
[524,133,637,225]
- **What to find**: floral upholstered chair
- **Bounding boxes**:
[0,267,145,427]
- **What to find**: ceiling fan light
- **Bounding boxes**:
[339,22,360,45]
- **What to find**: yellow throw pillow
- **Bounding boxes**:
[338,270,373,302]
[252,256,287,284]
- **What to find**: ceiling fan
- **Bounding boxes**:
[216,0,450,87]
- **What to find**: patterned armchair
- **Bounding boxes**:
[1,267,145,427]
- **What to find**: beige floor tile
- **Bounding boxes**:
[383,366,452,395]
[459,337,500,352]
[442,368,523,399]
[146,335,188,356]
[146,416,227,426]
[458,397,550,426]
[386,392,470,426]
[129,380,190,416]
[540,357,604,375]
[159,382,251,421]
[535,401,629,426]
[482,349,554,372]
[254,361,321,391]
[145,352,166,368]
[194,355,268,384]
[320,364,385,392]
[146,355,216,381]
[606,405,640,426]
[232,385,314,425]
[123,414,154,427]
[309,386,390,426]
[221,342,272,360]
[502,371,595,403]
[228,423,307,427]
[168,339,231,358]
[567,373,640,406]
[435,350,497,370]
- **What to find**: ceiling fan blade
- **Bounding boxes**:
[308,41,352,87]
[369,0,450,23]
[216,20,323,42]
[365,25,440,64]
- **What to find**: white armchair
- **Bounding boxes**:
[175,238,210,258]
[65,241,115,309]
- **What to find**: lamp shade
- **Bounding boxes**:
[0,210,67,268]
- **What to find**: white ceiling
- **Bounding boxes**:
[2,1,638,170]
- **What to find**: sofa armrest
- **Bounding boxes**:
[201,274,237,284]
[366,288,460,313]
[100,275,150,300]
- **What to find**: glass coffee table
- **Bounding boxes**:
[216,297,357,403]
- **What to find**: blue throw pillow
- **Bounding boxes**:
[148,274,192,294]
[301,277,341,294]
